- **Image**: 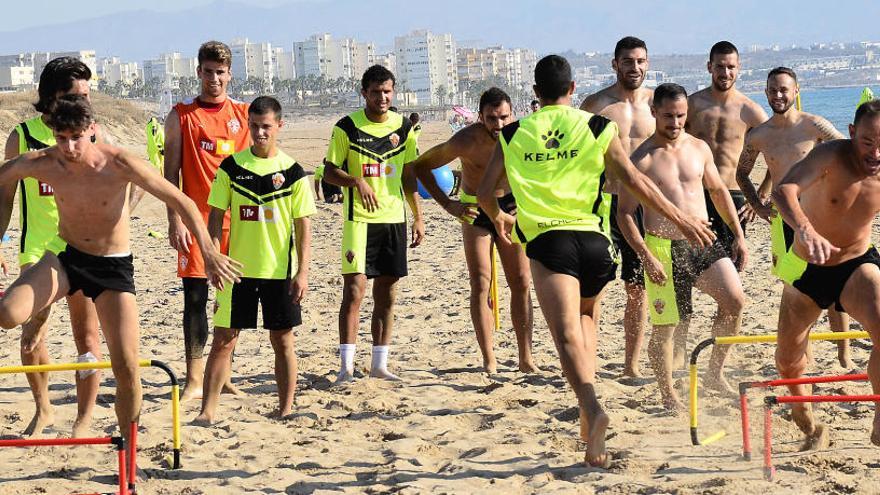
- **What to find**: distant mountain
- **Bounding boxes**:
[0,0,877,61]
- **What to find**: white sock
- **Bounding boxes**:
[339,344,356,373]
[371,345,389,371]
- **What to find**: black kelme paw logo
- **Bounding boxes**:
[541,129,564,149]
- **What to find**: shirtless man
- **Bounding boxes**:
[736,67,852,368]
[477,56,714,467]
[580,36,654,377]
[413,87,535,373]
[772,99,880,450]
[0,57,104,437]
[619,83,747,409]
[0,95,240,435]
[687,41,768,246]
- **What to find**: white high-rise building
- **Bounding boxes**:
[273,47,296,81]
[0,66,34,90]
[293,33,375,80]
[142,52,198,84]
[33,50,97,84]
[457,46,537,89]
[394,29,458,105]
[230,38,275,90]
[98,57,140,86]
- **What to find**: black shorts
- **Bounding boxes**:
[705,189,747,257]
[321,179,342,202]
[342,221,408,279]
[215,278,302,330]
[472,193,517,239]
[525,230,616,298]
[57,244,136,301]
[667,238,727,321]
[784,247,880,312]
[609,194,645,286]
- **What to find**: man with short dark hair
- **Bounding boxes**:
[772,100,880,450]
[413,87,535,374]
[195,96,314,424]
[580,36,654,378]
[620,83,747,410]
[478,55,714,467]
[530,100,540,113]
[736,67,852,368]
[0,57,104,437]
[165,40,250,401]
[0,94,241,440]
[323,65,423,383]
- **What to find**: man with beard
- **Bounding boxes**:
[413,88,535,374]
[772,100,880,450]
[682,41,766,370]
[580,36,654,378]
[736,67,852,368]
[619,83,746,409]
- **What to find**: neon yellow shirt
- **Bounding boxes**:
[324,109,417,223]
[499,105,617,243]
[12,116,60,263]
[146,117,165,172]
[208,148,316,279]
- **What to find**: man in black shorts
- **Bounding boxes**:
[414,88,535,374]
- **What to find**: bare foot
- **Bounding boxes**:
[838,347,854,370]
[704,373,737,398]
[584,411,611,468]
[662,396,687,415]
[622,365,643,378]
[799,423,830,451]
[71,416,92,438]
[483,357,498,375]
[191,413,216,427]
[518,358,538,373]
[370,368,402,381]
[268,408,292,420]
[23,409,54,437]
[221,381,243,396]
[180,385,203,403]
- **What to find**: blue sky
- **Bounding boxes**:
[1,0,878,57]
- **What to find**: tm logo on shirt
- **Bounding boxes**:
[38,182,54,196]
[240,205,276,222]
[200,139,235,156]
[362,163,396,178]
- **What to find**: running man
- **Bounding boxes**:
[0,57,103,437]
[477,56,714,467]
[0,95,241,438]
[195,96,315,424]
[413,87,535,374]
[772,100,880,450]
[619,83,747,410]
[687,41,768,250]
[164,41,250,401]
[323,65,423,383]
[580,36,654,378]
[735,67,852,368]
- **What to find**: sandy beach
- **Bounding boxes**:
[0,106,878,494]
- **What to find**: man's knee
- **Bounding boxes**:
[269,329,295,349]
[210,328,239,354]
[0,303,30,330]
[469,273,492,298]
[775,347,807,377]
[718,287,745,316]
[505,271,531,294]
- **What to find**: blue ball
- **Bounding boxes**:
[418,165,455,199]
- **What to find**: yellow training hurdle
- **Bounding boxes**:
[0,358,182,468]
[688,330,869,446]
